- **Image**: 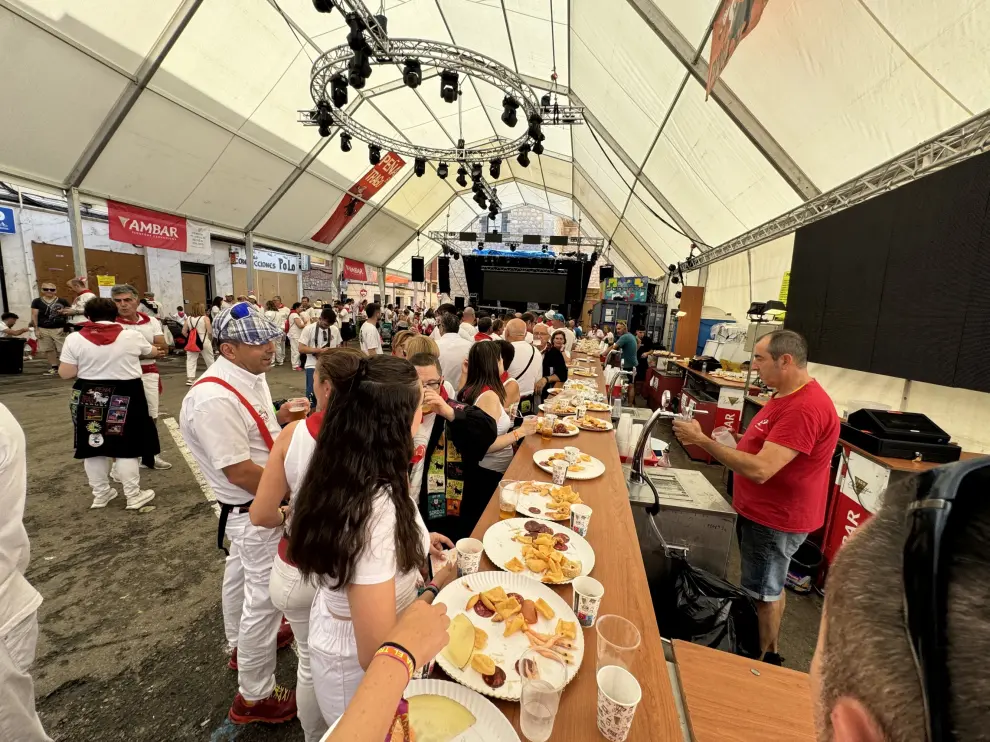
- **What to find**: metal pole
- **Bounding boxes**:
[245,232,255,295]
[66,188,87,278]
[742,318,761,397]
[378,266,387,305]
[331,255,341,301]
[17,187,38,298]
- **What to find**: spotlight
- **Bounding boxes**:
[527,113,543,140]
[372,13,388,34]
[331,74,348,108]
[516,143,531,168]
[368,144,381,166]
[452,251,460,261]
[541,245,548,253]
[414,157,426,177]
[501,96,519,127]
[347,27,365,51]
[456,167,468,188]
[437,162,449,179]
[339,131,352,152]
[668,264,677,272]
[471,163,482,182]
[671,275,680,284]
[402,58,422,89]
[532,140,544,156]
[472,181,482,195]
[316,101,334,137]
[675,290,682,299]
[440,70,459,103]
[348,67,366,89]
[509,244,516,252]
[489,158,502,179]
[541,92,551,110]
[313,0,335,12]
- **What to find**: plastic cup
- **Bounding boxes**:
[564,446,580,464]
[711,425,738,448]
[575,402,588,420]
[455,538,483,576]
[498,480,519,521]
[518,648,567,742]
[595,615,642,674]
[572,576,604,627]
[541,414,557,442]
[286,398,308,421]
[551,459,569,485]
[569,503,592,537]
[596,666,643,742]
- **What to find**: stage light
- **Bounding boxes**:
[541,245,548,254]
[476,194,487,210]
[414,157,426,177]
[437,162,449,179]
[488,209,498,222]
[372,13,388,34]
[440,70,459,103]
[331,74,348,108]
[527,113,543,141]
[668,264,677,272]
[516,143,531,168]
[675,290,682,299]
[489,158,502,179]
[452,251,460,261]
[501,96,519,127]
[316,101,334,137]
[471,163,482,182]
[339,131,352,152]
[671,275,680,284]
[541,92,551,109]
[403,59,422,89]
[472,181,482,195]
[509,244,516,252]
[369,144,381,165]
[313,0,335,13]
[532,140,544,156]
[456,167,468,188]
[347,27,365,51]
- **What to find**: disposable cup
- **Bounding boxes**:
[596,666,642,742]
[551,459,569,485]
[564,446,580,464]
[711,425,738,448]
[595,614,642,673]
[455,538,483,576]
[569,503,592,537]
[572,576,604,627]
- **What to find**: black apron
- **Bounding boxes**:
[70,377,160,459]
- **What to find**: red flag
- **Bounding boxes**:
[311,152,406,244]
[707,0,768,96]
[108,200,187,251]
[342,258,368,282]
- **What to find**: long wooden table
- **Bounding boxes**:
[469,353,683,740]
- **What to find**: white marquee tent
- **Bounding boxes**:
[2,0,988,279]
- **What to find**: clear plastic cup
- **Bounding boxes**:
[519,648,567,742]
[498,480,519,521]
[595,615,642,674]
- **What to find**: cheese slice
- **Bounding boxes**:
[442,614,475,669]
[408,695,476,742]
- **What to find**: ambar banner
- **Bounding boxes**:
[311,151,406,245]
[342,258,368,282]
[108,200,187,251]
[707,0,768,96]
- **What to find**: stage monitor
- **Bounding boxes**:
[482,270,567,304]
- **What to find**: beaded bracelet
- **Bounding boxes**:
[421,583,439,600]
[375,643,416,680]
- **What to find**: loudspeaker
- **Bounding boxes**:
[411,256,425,282]
[438,257,450,295]
[599,265,614,281]
[454,296,465,310]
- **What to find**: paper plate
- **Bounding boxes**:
[539,402,579,415]
[545,419,579,437]
[434,572,584,701]
[320,678,520,741]
[507,480,583,522]
[565,415,614,432]
[483,518,595,584]
[533,448,606,480]
[570,369,598,378]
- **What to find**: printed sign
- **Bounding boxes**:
[717,386,745,432]
[343,258,369,282]
[108,200,187,251]
[186,221,211,255]
[97,275,116,299]
[603,276,647,302]
[311,152,406,244]
[707,0,768,96]
[230,246,298,274]
[0,206,15,234]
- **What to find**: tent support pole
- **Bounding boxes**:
[378,267,387,306]
[245,232,255,295]
[67,188,87,278]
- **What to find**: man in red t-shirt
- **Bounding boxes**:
[673,330,839,665]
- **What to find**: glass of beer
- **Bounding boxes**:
[286,398,309,421]
[541,414,557,442]
[498,480,519,521]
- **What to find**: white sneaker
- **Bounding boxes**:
[125,489,155,510]
[140,456,172,470]
[186,379,194,386]
[90,488,118,509]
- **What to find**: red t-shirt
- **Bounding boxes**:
[734,379,840,533]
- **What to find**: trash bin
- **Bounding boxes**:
[786,541,822,594]
[0,339,26,374]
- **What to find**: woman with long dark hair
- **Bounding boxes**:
[495,340,520,414]
[534,328,569,400]
[289,355,453,725]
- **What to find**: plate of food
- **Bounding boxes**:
[545,417,579,437]
[320,678,520,741]
[483,518,595,584]
[570,368,597,378]
[584,400,611,411]
[568,414,614,432]
[434,572,584,701]
[509,481,583,521]
[539,401,578,415]
[533,449,606,480]
[561,380,598,393]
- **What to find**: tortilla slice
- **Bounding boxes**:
[407,694,477,742]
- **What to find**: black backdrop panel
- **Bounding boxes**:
[954,204,990,392]
[482,270,567,304]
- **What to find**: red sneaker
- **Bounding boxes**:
[228,649,238,671]
[277,618,294,649]
[228,685,297,725]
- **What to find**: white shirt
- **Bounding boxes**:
[0,403,42,636]
[384,309,395,322]
[300,322,342,368]
[118,314,163,349]
[605,332,614,344]
[436,331,473,389]
[178,356,282,505]
[525,331,534,344]
[458,322,477,343]
[360,321,382,355]
[507,340,542,396]
[276,305,290,329]
[559,327,576,355]
[211,305,222,320]
[594,329,605,340]
[69,290,97,325]
[430,325,441,342]
[339,308,352,324]
[287,312,304,340]
[60,323,152,379]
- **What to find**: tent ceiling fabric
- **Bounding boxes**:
[1,0,987,277]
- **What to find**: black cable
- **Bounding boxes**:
[270,0,316,63]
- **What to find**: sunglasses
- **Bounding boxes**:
[903,457,990,742]
[229,302,254,320]
[42,288,56,292]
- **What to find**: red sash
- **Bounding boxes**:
[192,377,275,450]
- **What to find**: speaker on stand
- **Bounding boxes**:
[599,265,614,282]
[411,256,425,283]
[437,257,451,295]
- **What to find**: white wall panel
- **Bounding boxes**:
[257,171,346,243]
[571,127,633,213]
[506,1,569,85]
[612,223,664,278]
[339,210,417,265]
[623,184,692,267]
[649,0,719,50]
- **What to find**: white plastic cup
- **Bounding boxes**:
[572,575,604,627]
[570,503,592,537]
[564,446,580,464]
[575,402,588,420]
[455,538,483,576]
[551,458,569,485]
[596,666,643,742]
[711,425,737,448]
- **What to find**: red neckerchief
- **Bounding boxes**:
[474,332,492,341]
[305,410,324,438]
[500,370,509,383]
[116,312,152,326]
[77,322,124,346]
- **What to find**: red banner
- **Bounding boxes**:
[108,200,187,251]
[707,0,768,96]
[342,258,368,282]
[311,151,406,244]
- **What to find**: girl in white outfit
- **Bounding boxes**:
[181,302,214,384]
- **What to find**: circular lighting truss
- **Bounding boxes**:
[307,39,542,162]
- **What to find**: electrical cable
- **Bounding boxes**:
[270,0,317,63]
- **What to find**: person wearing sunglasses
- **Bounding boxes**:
[30,282,70,375]
[179,302,308,726]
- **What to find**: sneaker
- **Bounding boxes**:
[45,368,58,376]
[228,648,238,671]
[186,379,194,386]
[277,618,294,649]
[762,652,784,666]
[228,686,296,725]
[140,456,172,470]
[125,489,156,510]
[292,366,302,371]
[90,488,119,509]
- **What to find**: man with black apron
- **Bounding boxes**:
[179,303,306,725]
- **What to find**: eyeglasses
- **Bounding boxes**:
[903,457,990,742]
[42,288,56,292]
[422,380,442,391]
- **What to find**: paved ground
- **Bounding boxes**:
[1,353,821,742]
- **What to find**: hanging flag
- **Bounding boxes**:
[706,0,768,97]
[108,200,187,251]
[311,151,406,244]
[342,258,368,282]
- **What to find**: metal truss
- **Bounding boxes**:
[681,109,990,272]
[430,230,604,252]
[331,0,391,55]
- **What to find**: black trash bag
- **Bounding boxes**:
[659,557,761,659]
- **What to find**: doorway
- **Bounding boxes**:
[180,262,212,314]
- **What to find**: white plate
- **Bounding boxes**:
[533,448,606,480]
[507,481,583,522]
[320,678,520,742]
[538,402,579,415]
[483,518,595,584]
[570,369,598,378]
[434,572,584,701]
[565,415,614,432]
[546,420,579,437]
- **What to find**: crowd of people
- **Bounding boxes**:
[5,281,985,742]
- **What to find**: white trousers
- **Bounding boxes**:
[141,372,159,419]
[222,512,283,701]
[269,554,325,742]
[289,337,301,368]
[309,596,364,726]
[85,457,140,500]
[0,612,53,742]
[185,343,215,379]
[275,336,286,365]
